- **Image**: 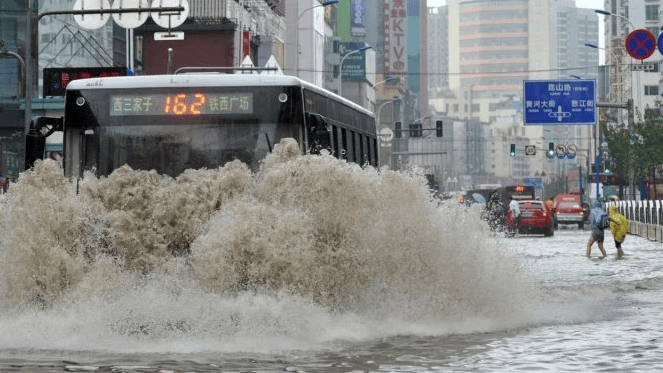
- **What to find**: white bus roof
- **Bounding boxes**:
[66,74,374,117]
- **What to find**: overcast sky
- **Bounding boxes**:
[427,0,604,8]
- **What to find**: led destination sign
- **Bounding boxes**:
[110,93,254,116]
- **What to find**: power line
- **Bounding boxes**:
[300,62,623,77]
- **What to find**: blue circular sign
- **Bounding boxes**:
[625,29,656,60]
[658,33,663,56]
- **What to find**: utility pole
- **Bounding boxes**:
[594,99,634,199]
[24,0,35,170]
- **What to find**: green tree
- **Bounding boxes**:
[604,109,663,194]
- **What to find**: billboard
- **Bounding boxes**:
[341,41,367,81]
[43,67,127,97]
[351,0,366,36]
[383,0,407,80]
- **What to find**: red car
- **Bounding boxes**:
[553,194,585,229]
[505,200,555,236]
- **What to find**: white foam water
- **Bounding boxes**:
[0,139,538,355]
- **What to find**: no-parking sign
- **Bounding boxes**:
[625,29,656,60]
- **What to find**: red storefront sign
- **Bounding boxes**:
[383,0,407,79]
[242,29,251,59]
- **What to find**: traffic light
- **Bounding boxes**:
[547,142,555,158]
[509,144,516,157]
[436,120,443,137]
[394,121,402,138]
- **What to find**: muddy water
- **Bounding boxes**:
[1,138,616,372]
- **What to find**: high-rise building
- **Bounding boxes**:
[602,0,661,123]
[428,0,599,186]
[427,6,449,95]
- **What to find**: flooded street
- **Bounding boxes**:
[0,157,661,372]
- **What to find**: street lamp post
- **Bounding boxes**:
[372,76,397,111]
[339,45,371,96]
[296,0,338,76]
[376,96,401,131]
[374,76,397,89]
[0,51,25,97]
[595,9,635,32]
[585,42,625,104]
[575,151,591,204]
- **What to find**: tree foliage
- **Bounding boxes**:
[604,110,663,182]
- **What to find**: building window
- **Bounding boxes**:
[453,103,459,112]
[645,85,659,95]
[646,5,659,21]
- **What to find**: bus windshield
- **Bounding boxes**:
[64,84,303,178]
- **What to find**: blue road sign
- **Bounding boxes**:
[523,80,597,125]
[657,32,663,56]
[523,177,543,190]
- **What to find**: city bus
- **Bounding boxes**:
[28,74,378,178]
[499,184,536,208]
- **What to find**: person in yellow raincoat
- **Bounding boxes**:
[608,205,627,259]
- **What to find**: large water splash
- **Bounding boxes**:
[0,139,538,351]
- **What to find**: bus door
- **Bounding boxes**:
[64,126,99,179]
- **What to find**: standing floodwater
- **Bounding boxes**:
[1,139,661,372]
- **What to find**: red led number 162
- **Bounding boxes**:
[164,94,206,115]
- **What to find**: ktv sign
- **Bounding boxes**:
[383,0,407,82]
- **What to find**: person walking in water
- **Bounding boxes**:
[608,205,627,259]
[587,200,613,258]
[508,196,521,235]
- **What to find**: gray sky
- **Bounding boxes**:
[427,0,604,8]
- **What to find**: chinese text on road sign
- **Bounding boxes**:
[523,80,597,125]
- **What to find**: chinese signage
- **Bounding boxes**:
[43,67,127,97]
[110,93,254,116]
[340,42,367,81]
[523,80,597,125]
[351,0,366,36]
[383,0,407,79]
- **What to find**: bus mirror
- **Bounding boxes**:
[25,116,63,170]
[31,116,63,136]
[25,128,46,171]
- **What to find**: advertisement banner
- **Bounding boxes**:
[351,0,366,36]
[341,41,366,81]
[383,0,407,81]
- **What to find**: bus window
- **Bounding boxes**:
[55,75,376,178]
[339,127,347,160]
[346,130,354,162]
[331,125,339,158]
[354,132,362,164]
